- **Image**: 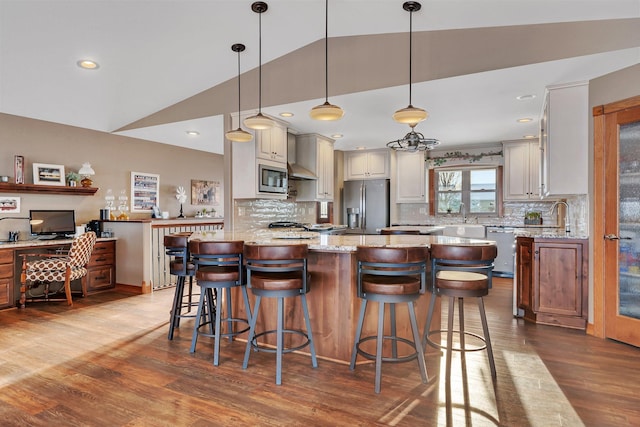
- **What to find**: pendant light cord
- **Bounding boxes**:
[408,7,413,106]
[258,9,263,114]
[324,0,329,103]
[236,48,242,118]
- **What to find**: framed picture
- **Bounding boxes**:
[191,179,220,206]
[14,155,24,184]
[33,163,65,186]
[0,196,20,213]
[131,172,159,212]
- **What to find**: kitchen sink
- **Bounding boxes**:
[442,224,486,238]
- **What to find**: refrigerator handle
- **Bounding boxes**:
[361,183,366,230]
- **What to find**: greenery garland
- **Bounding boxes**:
[427,150,503,166]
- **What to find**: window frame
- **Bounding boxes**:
[429,165,503,217]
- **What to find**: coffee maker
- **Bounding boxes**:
[87,220,102,234]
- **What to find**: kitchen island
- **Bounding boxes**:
[189,230,493,363]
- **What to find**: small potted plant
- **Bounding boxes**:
[65,171,80,187]
[524,211,542,225]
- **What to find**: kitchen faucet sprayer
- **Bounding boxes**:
[460,202,467,223]
[550,201,570,233]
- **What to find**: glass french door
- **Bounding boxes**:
[604,102,640,347]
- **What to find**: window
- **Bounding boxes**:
[435,167,498,216]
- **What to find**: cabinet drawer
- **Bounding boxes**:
[88,267,114,292]
[0,279,10,306]
[0,263,13,279]
[93,241,115,252]
[89,252,114,267]
[0,250,13,264]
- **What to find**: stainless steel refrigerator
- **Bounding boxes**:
[343,179,390,234]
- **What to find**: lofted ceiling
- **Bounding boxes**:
[1,0,639,154]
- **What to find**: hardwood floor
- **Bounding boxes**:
[1,278,639,426]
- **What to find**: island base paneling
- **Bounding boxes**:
[232,250,439,363]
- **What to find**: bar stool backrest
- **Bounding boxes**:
[164,234,192,276]
[188,240,245,283]
[380,229,420,235]
[244,244,309,293]
[355,246,428,298]
[430,243,497,288]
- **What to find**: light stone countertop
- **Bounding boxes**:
[188,229,493,253]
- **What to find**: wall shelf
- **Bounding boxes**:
[0,182,98,196]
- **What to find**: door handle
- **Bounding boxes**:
[605,234,632,240]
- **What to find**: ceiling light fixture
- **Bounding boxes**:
[225,43,253,143]
[516,94,536,101]
[387,123,440,151]
[244,2,275,130]
[186,130,200,136]
[516,118,533,123]
[331,133,343,139]
[392,1,427,126]
[77,59,99,70]
[279,112,294,117]
[523,134,537,139]
[309,0,344,121]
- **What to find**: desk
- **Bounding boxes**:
[0,237,116,309]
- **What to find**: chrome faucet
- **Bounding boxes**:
[550,201,570,233]
[460,202,467,223]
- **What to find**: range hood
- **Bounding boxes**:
[287,132,317,180]
[288,163,317,180]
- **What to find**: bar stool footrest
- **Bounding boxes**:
[195,317,250,339]
[425,329,488,353]
[251,329,313,354]
[356,335,419,364]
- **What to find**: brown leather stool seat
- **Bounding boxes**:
[380,229,421,235]
[350,246,429,393]
[423,243,498,380]
[242,243,317,385]
[164,233,197,340]
[188,240,251,366]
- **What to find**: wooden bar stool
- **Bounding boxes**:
[189,240,251,366]
[350,246,429,393]
[423,243,498,380]
[242,243,318,385]
[164,233,197,340]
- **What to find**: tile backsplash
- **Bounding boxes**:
[234,199,316,231]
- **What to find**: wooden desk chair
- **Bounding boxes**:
[19,231,97,308]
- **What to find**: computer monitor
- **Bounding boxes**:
[29,210,76,237]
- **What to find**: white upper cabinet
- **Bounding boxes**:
[294,134,335,201]
[395,150,427,203]
[256,120,287,164]
[503,140,540,200]
[540,82,588,197]
[344,149,390,180]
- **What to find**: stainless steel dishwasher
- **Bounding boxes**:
[485,226,515,278]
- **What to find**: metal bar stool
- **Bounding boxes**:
[423,243,498,380]
[242,243,318,385]
[349,246,429,393]
[189,240,251,366]
[164,233,197,340]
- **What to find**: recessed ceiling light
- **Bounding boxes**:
[516,94,536,101]
[186,130,200,136]
[523,134,537,139]
[517,118,533,123]
[77,59,99,70]
[331,133,343,139]
[279,112,294,117]
[356,146,366,150]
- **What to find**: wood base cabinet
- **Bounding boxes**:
[87,240,116,293]
[516,236,588,330]
[0,250,13,309]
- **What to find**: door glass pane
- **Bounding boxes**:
[618,121,640,319]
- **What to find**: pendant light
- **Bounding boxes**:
[225,43,253,143]
[309,0,343,121]
[392,1,427,126]
[244,1,275,130]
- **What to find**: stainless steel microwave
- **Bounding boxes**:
[258,163,288,194]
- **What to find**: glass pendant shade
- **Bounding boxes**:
[393,105,428,126]
[309,101,344,121]
[225,128,253,142]
[243,112,274,130]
